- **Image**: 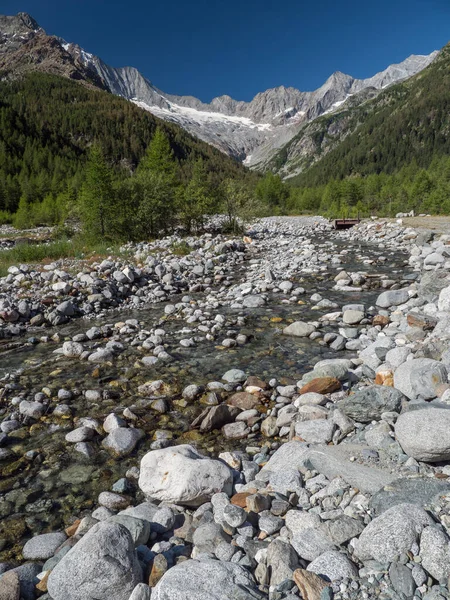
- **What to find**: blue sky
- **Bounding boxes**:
[3,0,450,102]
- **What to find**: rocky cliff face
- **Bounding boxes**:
[0,12,439,169]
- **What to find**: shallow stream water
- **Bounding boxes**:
[0,233,415,556]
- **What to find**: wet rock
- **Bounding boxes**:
[198,405,241,432]
[19,400,45,419]
[62,341,84,357]
[222,369,247,383]
[222,421,250,439]
[138,444,233,506]
[102,428,144,457]
[283,321,316,337]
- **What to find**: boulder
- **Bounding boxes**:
[152,559,264,600]
[307,550,358,581]
[47,521,142,600]
[260,441,309,476]
[138,444,233,506]
[438,284,450,311]
[266,539,299,587]
[305,444,395,494]
[337,385,404,423]
[376,289,409,308]
[393,358,447,401]
[298,377,341,395]
[420,525,450,581]
[283,321,315,337]
[353,503,433,563]
[102,428,144,457]
[22,532,66,560]
[395,408,450,462]
[370,478,450,515]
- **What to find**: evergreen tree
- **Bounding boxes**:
[79,145,115,239]
[136,128,179,237]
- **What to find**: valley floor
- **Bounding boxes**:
[0,216,449,600]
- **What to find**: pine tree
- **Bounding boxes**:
[79,145,115,239]
[136,128,179,237]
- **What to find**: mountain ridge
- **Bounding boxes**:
[0,12,440,171]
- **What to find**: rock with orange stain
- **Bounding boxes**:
[298,377,341,395]
[375,369,394,387]
[231,492,254,508]
[227,392,261,410]
[373,315,389,327]
[65,520,81,537]
[293,569,330,600]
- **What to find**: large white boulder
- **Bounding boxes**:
[138,444,233,507]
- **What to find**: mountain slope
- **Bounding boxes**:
[0,71,248,213]
[281,42,450,187]
[0,12,438,167]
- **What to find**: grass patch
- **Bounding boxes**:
[170,241,192,256]
[0,237,126,277]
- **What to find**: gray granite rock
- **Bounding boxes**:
[370,478,450,515]
[353,503,433,563]
[47,521,142,600]
[395,408,450,462]
[152,558,264,600]
[338,385,404,423]
[307,550,358,581]
[22,531,66,560]
[394,359,447,401]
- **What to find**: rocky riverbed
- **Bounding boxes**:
[1,216,450,600]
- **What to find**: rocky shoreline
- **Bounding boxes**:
[1,217,450,600]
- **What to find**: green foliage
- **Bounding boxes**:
[221,178,262,232]
[0,71,251,236]
[180,158,214,232]
[171,241,191,256]
[255,172,289,214]
[79,145,117,239]
[287,154,450,216]
[287,44,450,188]
[0,237,125,277]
